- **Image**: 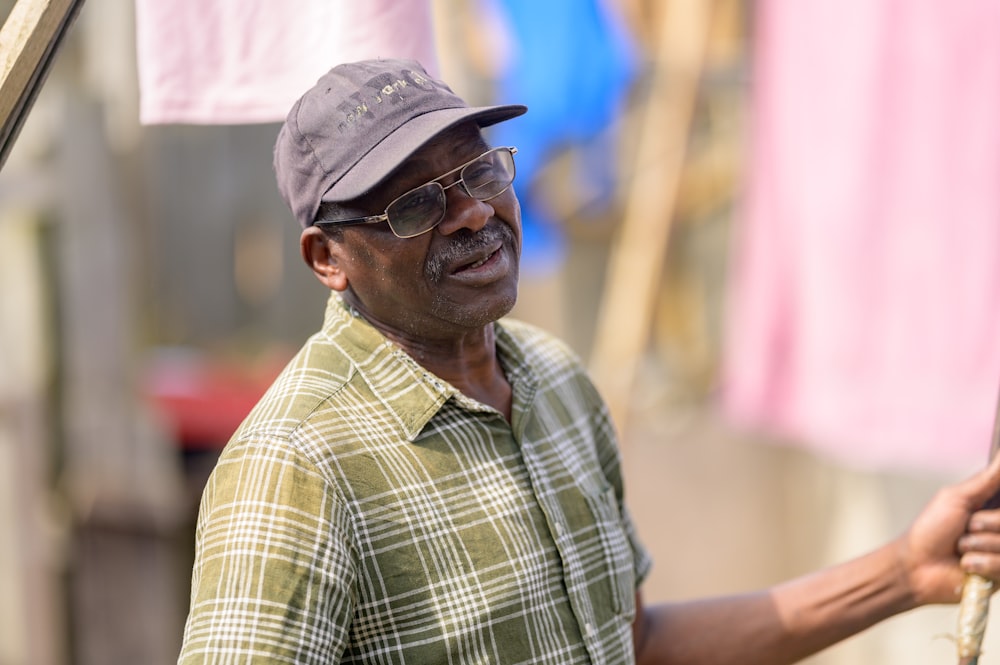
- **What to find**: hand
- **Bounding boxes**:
[899,455,1000,605]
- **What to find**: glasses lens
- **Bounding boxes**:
[385,183,446,238]
[462,148,516,201]
[380,148,516,238]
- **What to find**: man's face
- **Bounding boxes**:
[328,123,522,342]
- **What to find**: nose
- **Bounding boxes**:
[435,186,493,236]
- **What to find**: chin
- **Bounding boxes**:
[436,291,518,331]
[491,294,518,322]
[488,278,519,319]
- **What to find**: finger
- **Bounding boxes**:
[960,551,1000,579]
[958,533,1000,555]
[969,510,1000,533]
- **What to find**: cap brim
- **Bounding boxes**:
[320,103,527,204]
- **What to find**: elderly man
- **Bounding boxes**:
[178,58,1000,664]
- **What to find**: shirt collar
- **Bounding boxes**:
[321,293,528,441]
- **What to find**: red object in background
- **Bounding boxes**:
[142,347,288,450]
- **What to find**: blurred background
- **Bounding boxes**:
[3,0,1000,663]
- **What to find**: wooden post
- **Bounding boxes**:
[0,0,85,170]
[588,0,715,441]
[0,2,84,661]
[0,214,64,665]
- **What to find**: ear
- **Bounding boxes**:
[300,226,349,292]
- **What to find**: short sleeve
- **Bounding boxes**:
[178,436,357,664]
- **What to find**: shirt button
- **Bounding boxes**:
[584,622,595,637]
[554,521,565,536]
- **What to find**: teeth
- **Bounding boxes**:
[466,250,497,270]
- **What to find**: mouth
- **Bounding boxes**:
[453,243,502,274]
[424,222,517,284]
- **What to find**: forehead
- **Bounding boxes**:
[390,123,489,183]
[330,123,488,217]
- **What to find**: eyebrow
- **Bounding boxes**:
[316,138,494,225]
[380,140,487,199]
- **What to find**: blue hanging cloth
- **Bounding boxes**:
[487,0,638,275]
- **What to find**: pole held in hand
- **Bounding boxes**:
[956,386,1000,664]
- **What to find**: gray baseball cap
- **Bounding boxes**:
[273,58,527,228]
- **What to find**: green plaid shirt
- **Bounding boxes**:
[179,294,652,664]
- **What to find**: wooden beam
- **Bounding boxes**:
[588,0,715,441]
[0,0,86,170]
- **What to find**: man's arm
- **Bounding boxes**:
[632,454,1000,664]
[179,438,356,664]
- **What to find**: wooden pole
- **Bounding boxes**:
[589,0,715,440]
[0,0,86,170]
[956,384,1000,663]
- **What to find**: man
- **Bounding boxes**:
[178,58,1000,664]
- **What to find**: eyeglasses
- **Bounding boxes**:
[314,146,518,239]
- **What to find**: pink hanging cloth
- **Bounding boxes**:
[134,0,440,125]
[722,0,1000,473]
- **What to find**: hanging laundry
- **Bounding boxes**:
[486,0,637,274]
[722,0,1000,473]
[134,0,439,124]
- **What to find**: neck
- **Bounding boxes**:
[382,323,513,423]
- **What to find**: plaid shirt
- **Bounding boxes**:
[179,294,652,664]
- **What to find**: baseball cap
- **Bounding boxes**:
[273,58,527,228]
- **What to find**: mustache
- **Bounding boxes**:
[424,223,515,281]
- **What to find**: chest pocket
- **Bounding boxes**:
[558,475,637,621]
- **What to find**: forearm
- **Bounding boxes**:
[635,539,916,665]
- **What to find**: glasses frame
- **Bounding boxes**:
[314,146,518,239]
